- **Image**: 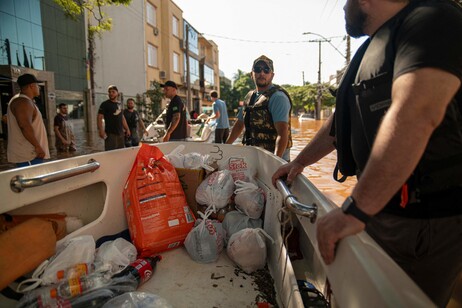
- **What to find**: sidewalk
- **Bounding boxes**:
[0,119,105,171]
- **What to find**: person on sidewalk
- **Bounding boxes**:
[7,73,50,167]
[272,0,462,306]
[226,55,292,161]
[97,85,130,151]
[54,103,76,152]
[161,81,187,142]
[123,98,147,147]
[206,90,230,143]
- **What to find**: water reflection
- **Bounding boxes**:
[290,117,355,205]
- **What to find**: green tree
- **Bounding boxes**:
[143,81,164,123]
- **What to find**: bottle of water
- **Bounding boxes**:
[17,272,112,308]
[56,262,95,281]
[18,256,162,308]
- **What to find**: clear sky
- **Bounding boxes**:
[173,0,367,86]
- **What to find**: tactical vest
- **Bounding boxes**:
[335,0,462,198]
[242,85,293,153]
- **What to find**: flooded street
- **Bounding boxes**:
[0,117,354,204]
[290,118,355,205]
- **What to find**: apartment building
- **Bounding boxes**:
[95,0,220,120]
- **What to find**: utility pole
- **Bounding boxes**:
[185,25,192,111]
[307,38,330,120]
[345,35,351,65]
[303,32,347,120]
[302,71,305,85]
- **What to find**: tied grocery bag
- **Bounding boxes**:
[123,144,195,257]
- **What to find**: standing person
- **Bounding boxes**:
[54,103,76,152]
[226,55,292,161]
[272,0,462,306]
[7,73,50,167]
[123,98,147,147]
[206,90,230,143]
[97,85,130,151]
[160,80,187,141]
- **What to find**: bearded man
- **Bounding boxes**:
[226,55,292,161]
[272,0,462,306]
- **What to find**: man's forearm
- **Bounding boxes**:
[166,116,180,134]
[293,115,336,167]
[226,120,244,144]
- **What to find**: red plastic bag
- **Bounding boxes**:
[123,144,195,256]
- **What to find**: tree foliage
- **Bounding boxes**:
[143,81,164,122]
[53,0,131,36]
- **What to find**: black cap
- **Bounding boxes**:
[17,74,42,87]
[160,80,178,89]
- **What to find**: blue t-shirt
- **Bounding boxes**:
[237,87,291,123]
[213,99,230,129]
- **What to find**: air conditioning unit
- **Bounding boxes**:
[159,71,166,79]
[153,27,159,36]
[179,39,185,50]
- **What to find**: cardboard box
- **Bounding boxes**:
[175,168,206,218]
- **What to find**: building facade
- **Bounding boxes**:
[0,0,87,140]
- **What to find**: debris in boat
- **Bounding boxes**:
[211,273,225,280]
[233,266,278,307]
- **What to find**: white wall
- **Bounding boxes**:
[93,0,146,101]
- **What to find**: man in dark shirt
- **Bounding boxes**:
[160,80,187,141]
[97,85,130,151]
[123,98,147,147]
[54,103,76,152]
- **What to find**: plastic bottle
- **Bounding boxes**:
[111,255,162,287]
[56,262,95,281]
[17,272,112,308]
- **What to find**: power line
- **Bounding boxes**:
[201,33,344,44]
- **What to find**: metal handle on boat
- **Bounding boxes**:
[10,159,100,193]
[276,179,317,223]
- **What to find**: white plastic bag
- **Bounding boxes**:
[184,211,225,263]
[95,238,137,274]
[17,235,96,291]
[195,170,235,212]
[222,211,262,244]
[220,157,257,183]
[227,228,274,274]
[102,291,173,308]
[234,180,265,219]
[183,152,215,171]
[164,144,185,168]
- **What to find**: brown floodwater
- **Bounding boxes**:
[290,117,356,206]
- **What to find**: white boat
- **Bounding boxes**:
[298,113,315,121]
[0,143,438,307]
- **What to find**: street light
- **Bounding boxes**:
[302,32,349,120]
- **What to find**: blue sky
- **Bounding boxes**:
[173,0,367,85]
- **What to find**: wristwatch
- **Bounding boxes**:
[341,196,370,224]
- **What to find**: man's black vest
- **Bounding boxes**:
[334,0,462,196]
[242,85,293,153]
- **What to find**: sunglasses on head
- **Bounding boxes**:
[253,67,271,74]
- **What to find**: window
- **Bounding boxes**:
[147,44,157,67]
[172,15,179,37]
[173,52,179,73]
[146,2,156,26]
